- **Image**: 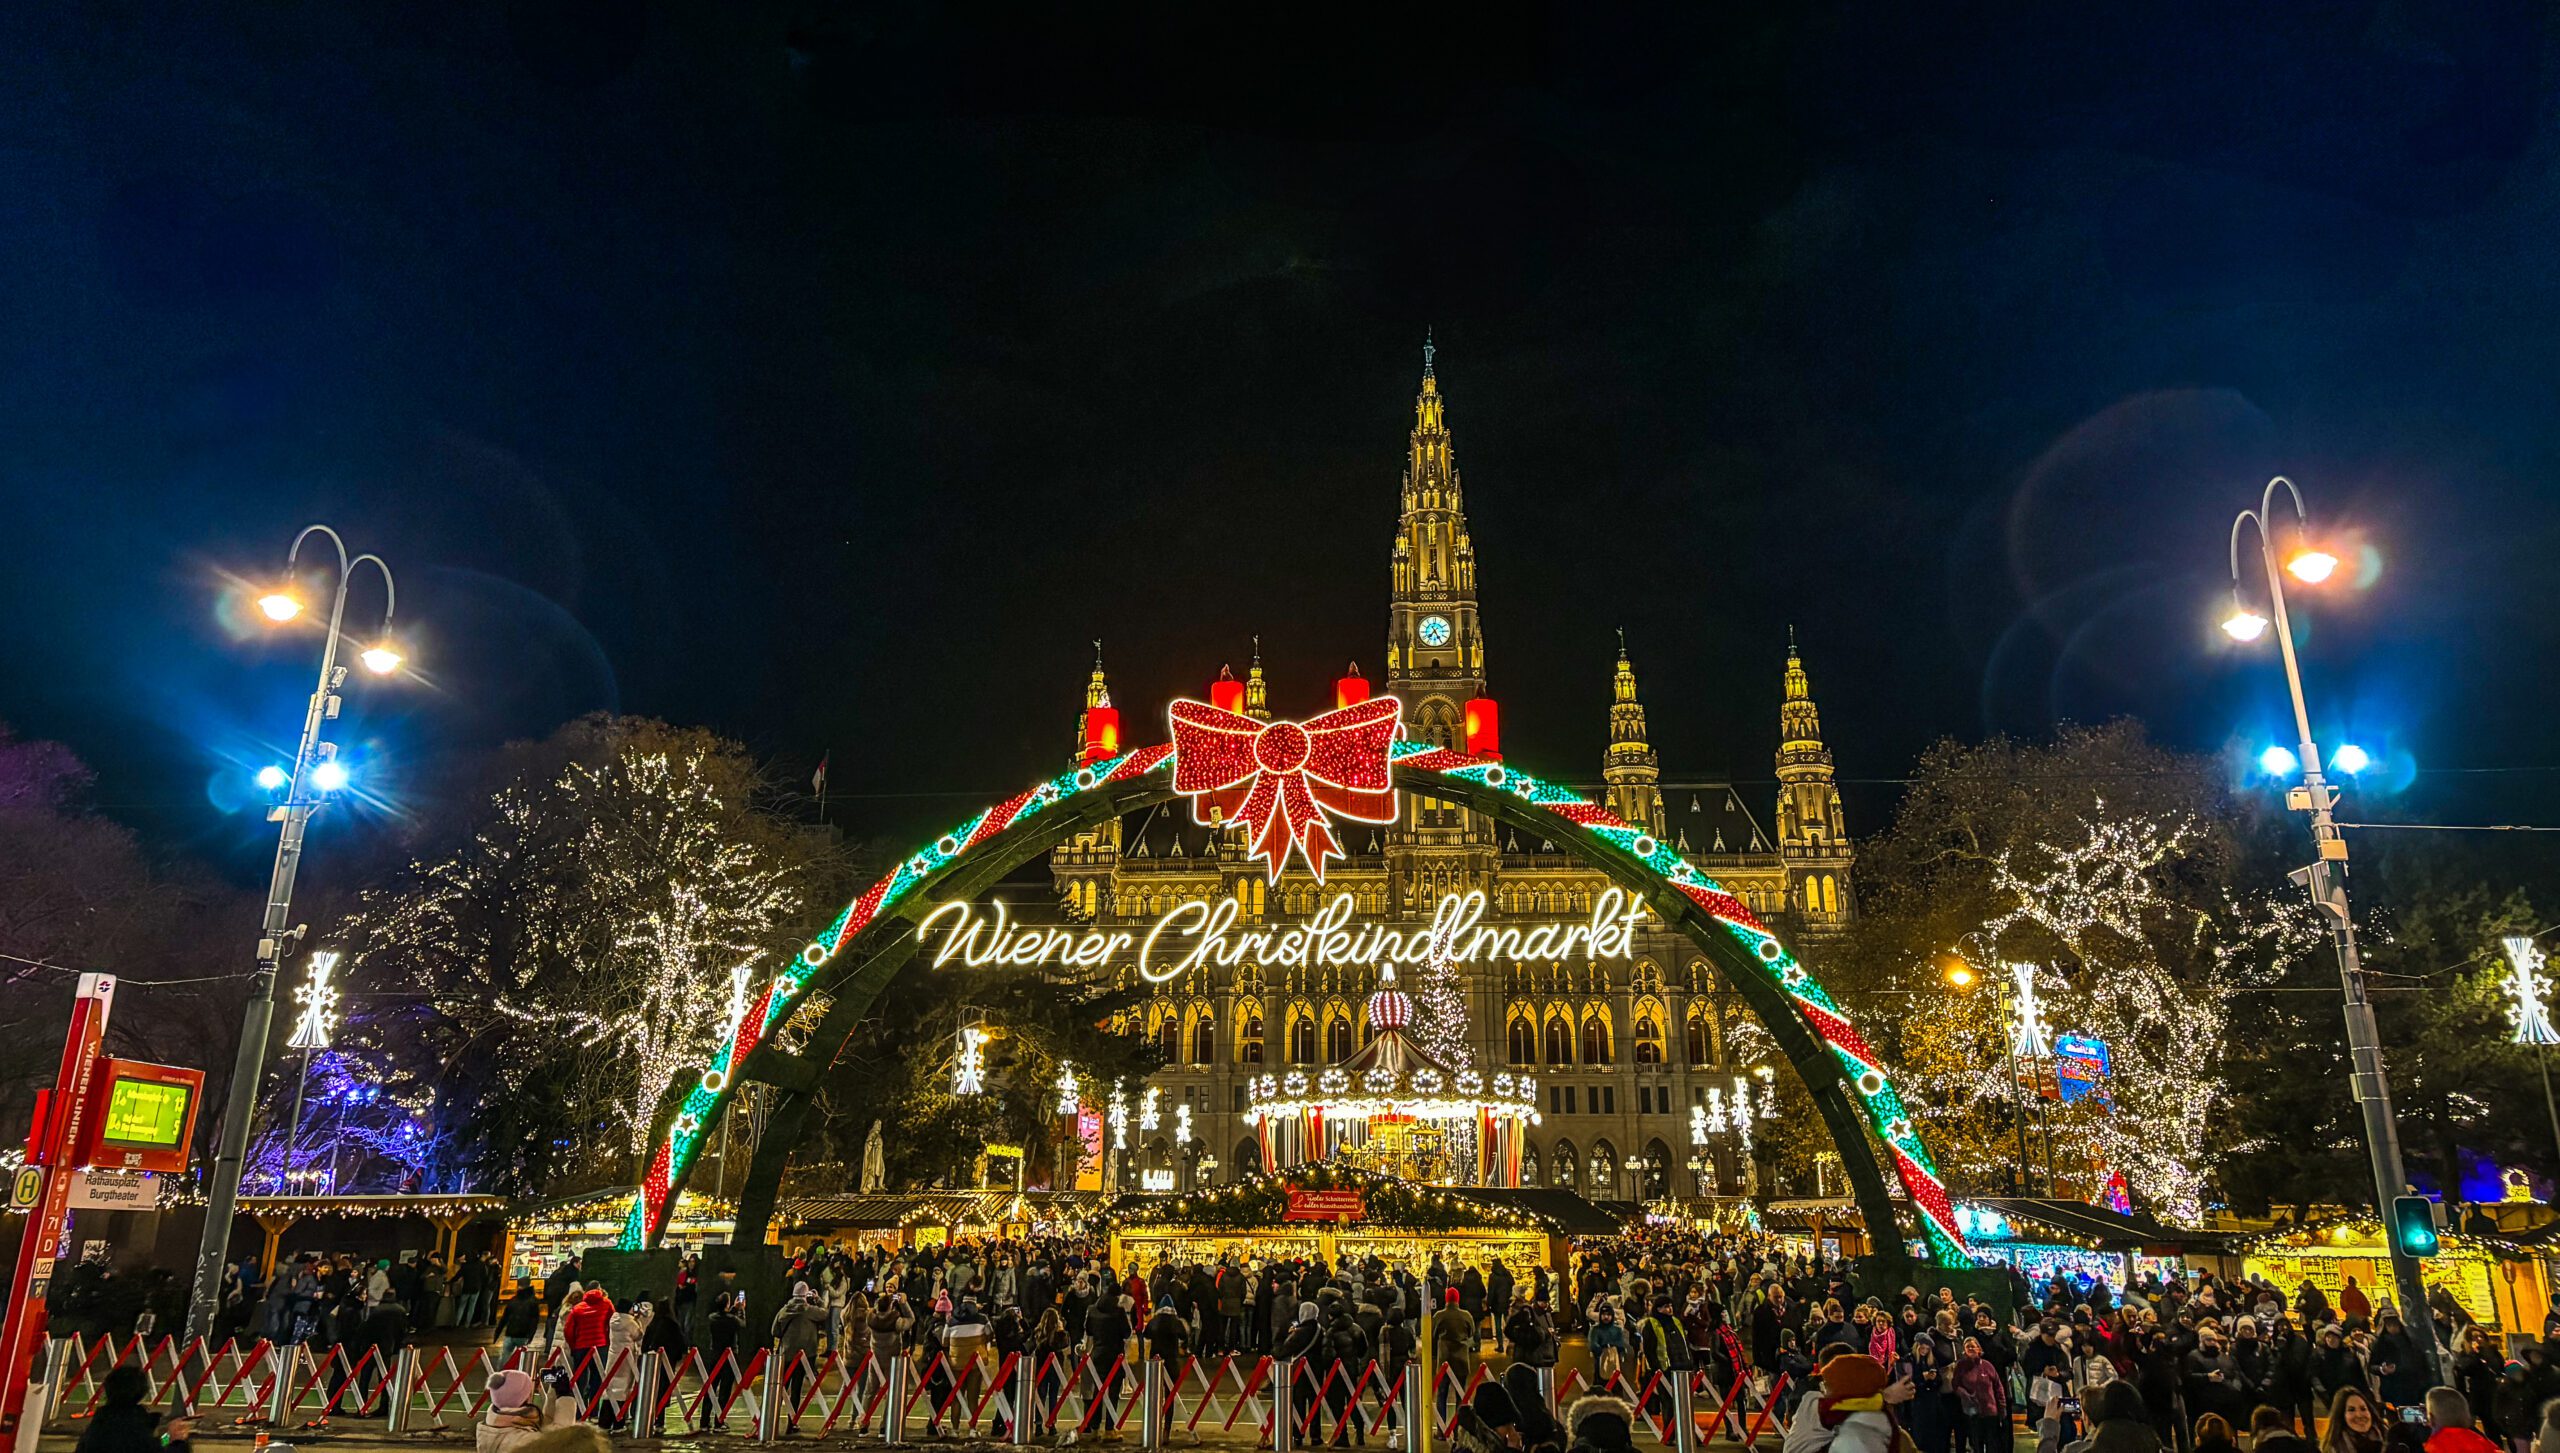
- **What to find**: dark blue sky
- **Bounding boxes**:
[4,1,2557,878]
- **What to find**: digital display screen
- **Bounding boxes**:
[99,1077,192,1150]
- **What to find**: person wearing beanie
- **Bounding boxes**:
[476,1367,606,1453]
[1435,1287,1483,1423]
[76,1366,191,1453]
[1784,1352,1915,1453]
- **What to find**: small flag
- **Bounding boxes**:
[812,753,829,796]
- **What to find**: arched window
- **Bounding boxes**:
[1191,1016,1216,1065]
[1643,1137,1673,1198]
[1507,1016,1536,1065]
[1633,1016,1663,1065]
[1552,1142,1579,1189]
[1327,1016,1355,1064]
[1582,1013,1613,1066]
[1684,1013,1710,1066]
[1157,1016,1180,1063]
[1290,1014,1317,1064]
[1240,1014,1266,1065]
[1235,1137,1264,1178]
[1519,1145,1542,1188]
[1543,1014,1574,1065]
[1588,1142,1617,1196]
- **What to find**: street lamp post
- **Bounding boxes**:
[185,526,399,1342]
[1941,951,2045,1195]
[2224,477,2441,1381]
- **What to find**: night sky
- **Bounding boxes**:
[6,2,2559,883]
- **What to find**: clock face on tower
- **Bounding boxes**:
[1418,614,1452,647]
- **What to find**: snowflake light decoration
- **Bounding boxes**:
[1139,1084,1161,1131]
[951,1025,990,1096]
[1055,1060,1080,1115]
[285,951,341,1051]
[1689,1103,1709,1147]
[1108,1082,1130,1149]
[2009,963,2053,1059]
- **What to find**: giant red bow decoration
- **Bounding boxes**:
[1168,694,1403,882]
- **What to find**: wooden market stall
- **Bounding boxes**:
[776,1190,1111,1254]
[2235,1214,2551,1344]
[232,1192,510,1281]
[1105,1167,1614,1279]
[504,1187,739,1289]
[1953,1197,2212,1293]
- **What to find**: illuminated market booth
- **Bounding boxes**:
[1108,1165,1613,1278]
[776,1190,1112,1254]
[507,1188,736,1287]
[1945,1199,2196,1293]
[2237,1215,2551,1340]
[1246,969,1537,1186]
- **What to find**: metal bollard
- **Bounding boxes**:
[881,1355,909,1445]
[1272,1357,1296,1453]
[1535,1367,1555,1423]
[1670,1374,1698,1453]
[757,1354,787,1445]
[267,1343,301,1426]
[383,1348,419,1433]
[1013,1354,1039,1446]
[1398,1361,1428,1453]
[39,1338,74,1428]
[634,1353,661,1440]
[1138,1360,1166,1449]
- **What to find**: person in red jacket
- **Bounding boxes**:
[562,1286,615,1414]
[2422,1388,2501,1453]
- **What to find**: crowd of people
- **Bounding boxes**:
[52,1222,2560,1453]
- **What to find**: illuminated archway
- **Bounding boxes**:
[620,737,1973,1266]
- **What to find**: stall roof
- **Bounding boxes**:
[1968,1198,2219,1252]
[783,1191,1106,1231]
[234,1193,511,1221]
[1453,1188,1627,1237]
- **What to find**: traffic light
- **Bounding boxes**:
[2389,1195,2440,1257]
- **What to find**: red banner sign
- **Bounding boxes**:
[1282,1187,1366,1223]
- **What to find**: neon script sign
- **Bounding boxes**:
[919,887,1650,984]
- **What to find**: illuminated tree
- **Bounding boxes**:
[331,715,851,1190]
[1834,722,2316,1225]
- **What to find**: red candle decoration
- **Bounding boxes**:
[1335,663,1371,710]
[1081,705,1120,761]
[1465,695,1501,758]
[1209,667,1245,715]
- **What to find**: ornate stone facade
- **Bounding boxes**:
[1049,348,1855,1198]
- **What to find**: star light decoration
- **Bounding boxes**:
[952,1025,990,1096]
[2504,935,2560,1046]
[285,951,341,1051]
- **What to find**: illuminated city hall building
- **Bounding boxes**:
[1046,350,1854,1200]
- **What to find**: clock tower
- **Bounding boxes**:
[1385,334,1487,740]
[1385,336,1497,893]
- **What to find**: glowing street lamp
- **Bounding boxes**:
[188,525,401,1341]
[254,765,289,791]
[2260,745,2300,777]
[2221,607,2271,642]
[2223,476,2438,1382]
[2329,744,2372,775]
[358,644,404,676]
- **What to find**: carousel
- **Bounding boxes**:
[1245,967,1538,1186]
